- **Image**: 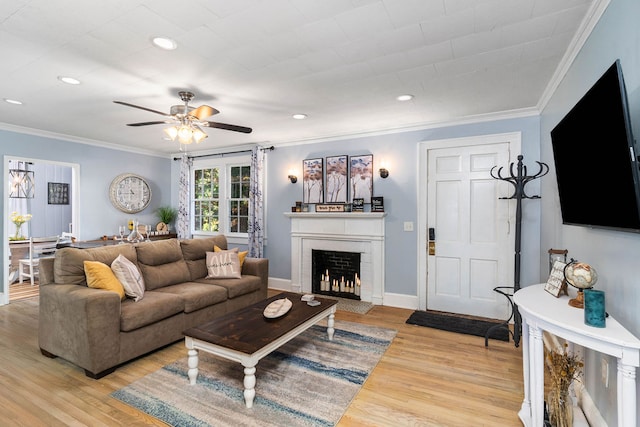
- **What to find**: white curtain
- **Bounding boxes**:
[176,154,192,239]
[248,146,265,257]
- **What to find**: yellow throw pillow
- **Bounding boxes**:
[214,245,248,268]
[84,260,126,300]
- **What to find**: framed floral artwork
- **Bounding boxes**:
[349,154,373,203]
[325,155,348,203]
[302,158,324,204]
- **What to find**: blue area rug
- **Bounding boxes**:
[112,321,396,426]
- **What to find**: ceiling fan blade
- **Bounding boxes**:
[113,101,172,117]
[205,121,253,134]
[126,120,172,127]
[191,105,219,120]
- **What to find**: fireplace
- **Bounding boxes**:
[312,249,361,300]
[285,212,386,304]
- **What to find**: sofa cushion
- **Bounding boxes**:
[136,239,191,290]
[205,250,242,279]
[84,261,126,300]
[194,274,262,299]
[120,290,185,332]
[54,245,137,286]
[111,254,145,301]
[154,282,228,313]
[180,235,228,280]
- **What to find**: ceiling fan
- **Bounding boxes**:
[114,91,252,144]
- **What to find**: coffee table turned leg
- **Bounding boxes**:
[187,346,199,385]
[327,312,335,341]
[242,365,257,408]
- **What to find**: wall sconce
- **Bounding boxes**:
[9,161,35,198]
[379,160,389,179]
[288,169,298,184]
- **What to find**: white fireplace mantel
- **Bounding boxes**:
[285,212,386,304]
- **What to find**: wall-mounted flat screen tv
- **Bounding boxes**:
[551,59,640,233]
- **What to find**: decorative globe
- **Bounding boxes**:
[564,262,598,289]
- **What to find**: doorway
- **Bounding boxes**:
[3,156,80,305]
[417,133,520,319]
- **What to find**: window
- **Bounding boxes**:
[229,165,250,233]
[192,156,250,237]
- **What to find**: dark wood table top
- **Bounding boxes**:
[183,292,338,354]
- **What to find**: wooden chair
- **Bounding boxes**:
[18,236,59,286]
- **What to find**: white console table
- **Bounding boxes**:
[514,284,640,427]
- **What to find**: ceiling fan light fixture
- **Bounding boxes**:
[177,125,193,144]
[115,91,251,144]
[192,126,208,144]
[152,36,177,50]
[163,126,178,140]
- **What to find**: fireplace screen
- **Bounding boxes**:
[312,249,361,300]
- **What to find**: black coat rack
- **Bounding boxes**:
[485,155,548,347]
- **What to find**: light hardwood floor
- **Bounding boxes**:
[0,292,524,426]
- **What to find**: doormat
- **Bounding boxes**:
[406,310,509,342]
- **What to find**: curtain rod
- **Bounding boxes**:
[173,145,274,161]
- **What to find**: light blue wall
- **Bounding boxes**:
[1,130,173,295]
[540,0,640,424]
[265,115,541,297]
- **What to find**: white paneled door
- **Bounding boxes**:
[426,140,513,319]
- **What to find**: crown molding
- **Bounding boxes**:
[537,0,611,112]
[271,107,539,149]
[0,122,167,158]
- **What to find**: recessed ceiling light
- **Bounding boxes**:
[4,98,23,105]
[58,76,81,85]
[292,114,307,120]
[396,94,414,101]
[152,36,177,50]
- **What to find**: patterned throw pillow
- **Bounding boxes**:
[84,260,126,300]
[206,250,242,279]
[111,254,145,302]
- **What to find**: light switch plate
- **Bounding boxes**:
[403,221,414,231]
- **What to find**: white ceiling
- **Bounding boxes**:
[0,0,595,156]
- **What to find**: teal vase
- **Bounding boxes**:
[584,289,606,327]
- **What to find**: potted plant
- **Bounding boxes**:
[155,206,178,231]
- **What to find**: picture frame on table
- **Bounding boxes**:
[544,260,568,297]
[325,155,348,203]
[352,198,364,212]
[349,154,373,203]
[302,158,324,204]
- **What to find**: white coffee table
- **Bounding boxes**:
[184,292,338,408]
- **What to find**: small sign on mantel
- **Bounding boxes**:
[315,204,346,212]
[371,196,384,212]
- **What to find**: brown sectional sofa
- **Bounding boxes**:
[38,235,268,378]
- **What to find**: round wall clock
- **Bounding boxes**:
[109,173,152,213]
